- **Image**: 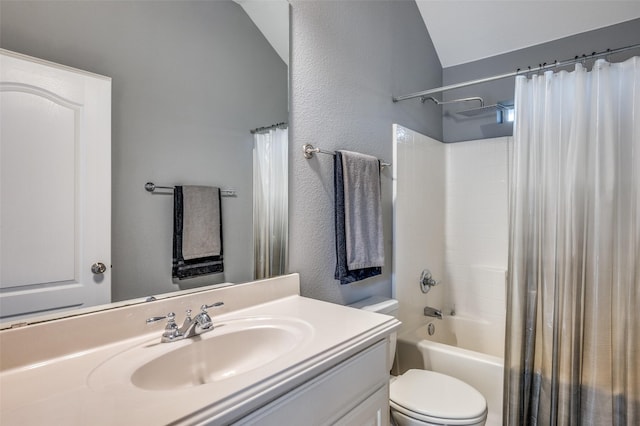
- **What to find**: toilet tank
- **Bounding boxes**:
[348,296,398,371]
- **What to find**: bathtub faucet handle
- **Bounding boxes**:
[420,269,440,293]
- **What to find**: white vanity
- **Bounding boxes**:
[0,274,399,425]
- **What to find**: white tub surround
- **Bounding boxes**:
[392,125,509,332]
[0,274,400,425]
[392,125,446,334]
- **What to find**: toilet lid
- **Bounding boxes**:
[390,370,487,421]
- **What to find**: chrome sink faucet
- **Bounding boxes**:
[180,302,224,338]
[147,301,224,343]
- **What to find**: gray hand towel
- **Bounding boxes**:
[182,186,221,259]
[172,186,223,280]
[340,150,384,270]
[334,151,383,285]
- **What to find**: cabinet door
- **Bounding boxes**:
[0,49,111,322]
[232,341,389,426]
[334,386,389,426]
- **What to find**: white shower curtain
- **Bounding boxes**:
[253,127,288,279]
[505,57,639,425]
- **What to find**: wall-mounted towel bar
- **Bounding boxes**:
[144,182,237,197]
[302,144,391,169]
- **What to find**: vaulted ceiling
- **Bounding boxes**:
[416,1,640,67]
[238,1,640,69]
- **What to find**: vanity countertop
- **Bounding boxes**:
[0,279,399,425]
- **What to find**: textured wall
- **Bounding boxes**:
[0,1,288,301]
[441,18,640,142]
[289,0,442,304]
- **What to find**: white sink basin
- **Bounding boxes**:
[133,325,301,390]
[88,316,313,392]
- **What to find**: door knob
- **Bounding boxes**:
[91,262,107,274]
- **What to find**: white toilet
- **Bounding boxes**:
[349,296,487,426]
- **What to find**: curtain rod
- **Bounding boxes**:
[250,122,288,134]
[392,42,640,103]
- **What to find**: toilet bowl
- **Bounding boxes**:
[349,296,487,426]
[390,369,487,426]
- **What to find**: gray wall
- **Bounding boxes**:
[289,0,442,304]
[442,18,640,143]
[0,1,288,301]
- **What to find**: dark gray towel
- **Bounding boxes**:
[341,150,384,269]
[172,186,223,280]
[334,152,381,285]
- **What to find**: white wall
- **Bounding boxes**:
[393,126,509,329]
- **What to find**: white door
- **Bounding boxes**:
[0,49,111,323]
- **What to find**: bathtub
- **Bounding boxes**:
[396,316,505,426]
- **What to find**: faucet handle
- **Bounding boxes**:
[200,301,224,312]
[146,312,174,324]
[146,312,182,342]
[194,302,223,333]
[420,269,440,293]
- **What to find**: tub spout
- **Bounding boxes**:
[424,306,442,319]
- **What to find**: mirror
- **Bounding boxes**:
[0,0,289,327]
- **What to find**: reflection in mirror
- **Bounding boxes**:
[252,123,289,279]
[0,0,289,327]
